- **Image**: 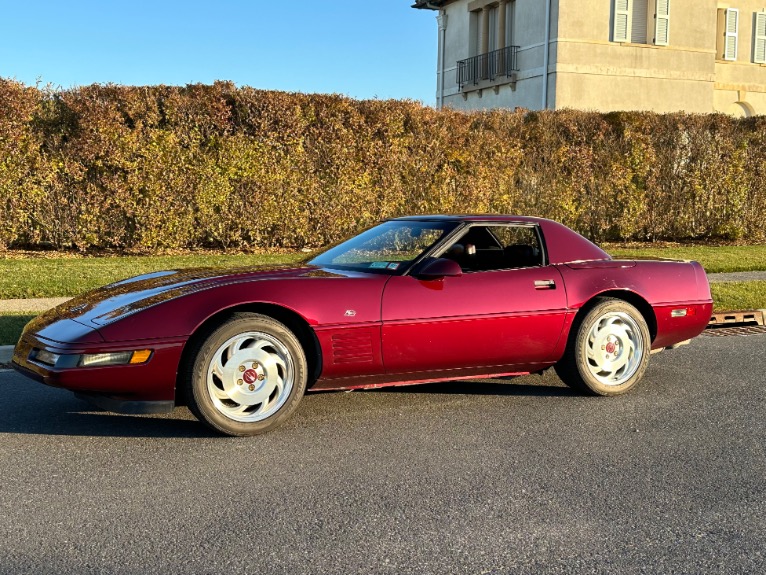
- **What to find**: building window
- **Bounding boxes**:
[457,0,520,89]
[612,0,670,45]
[755,11,766,64]
[631,0,648,43]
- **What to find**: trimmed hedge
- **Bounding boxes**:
[1,78,764,250]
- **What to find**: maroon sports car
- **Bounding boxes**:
[12,216,713,436]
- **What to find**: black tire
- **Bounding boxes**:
[183,313,308,436]
[555,298,650,396]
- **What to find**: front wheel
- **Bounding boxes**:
[184,313,308,436]
[555,298,650,396]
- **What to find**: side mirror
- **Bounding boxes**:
[414,258,463,280]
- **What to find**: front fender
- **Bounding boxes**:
[95,276,389,343]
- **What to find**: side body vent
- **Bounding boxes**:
[331,331,374,365]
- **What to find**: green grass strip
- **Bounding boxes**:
[710,281,766,313]
[607,244,766,274]
[0,253,304,300]
[0,313,36,346]
[2,245,765,301]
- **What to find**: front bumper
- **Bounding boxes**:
[12,333,186,404]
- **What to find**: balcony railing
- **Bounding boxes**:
[457,45,520,89]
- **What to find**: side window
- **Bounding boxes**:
[441,225,544,273]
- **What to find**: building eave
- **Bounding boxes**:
[411,0,448,10]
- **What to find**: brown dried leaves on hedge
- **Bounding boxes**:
[0,78,764,251]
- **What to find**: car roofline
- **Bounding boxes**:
[385,215,610,265]
[387,215,550,224]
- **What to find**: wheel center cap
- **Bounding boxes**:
[243,369,258,384]
[605,342,617,354]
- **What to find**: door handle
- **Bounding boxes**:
[534,280,556,290]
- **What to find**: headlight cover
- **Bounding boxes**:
[34,349,61,366]
[79,351,134,367]
[79,350,153,367]
[30,348,153,368]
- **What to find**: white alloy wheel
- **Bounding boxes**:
[206,331,295,422]
[185,313,308,436]
[582,311,644,387]
[555,298,651,396]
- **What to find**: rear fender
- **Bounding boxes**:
[556,261,711,352]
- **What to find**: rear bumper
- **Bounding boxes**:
[652,301,713,350]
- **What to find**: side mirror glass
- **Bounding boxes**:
[414,258,463,280]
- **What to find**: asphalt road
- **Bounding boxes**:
[1,334,764,575]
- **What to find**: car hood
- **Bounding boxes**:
[43,263,345,328]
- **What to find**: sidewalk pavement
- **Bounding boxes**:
[707,271,766,283]
[0,297,71,313]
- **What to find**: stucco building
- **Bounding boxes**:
[412,0,766,116]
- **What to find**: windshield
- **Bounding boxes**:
[309,220,456,273]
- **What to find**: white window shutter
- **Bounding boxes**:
[655,0,670,46]
[724,8,739,61]
[755,11,766,64]
[614,0,631,43]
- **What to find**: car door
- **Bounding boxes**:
[380,224,568,374]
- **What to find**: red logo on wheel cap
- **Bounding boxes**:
[243,369,258,384]
[605,342,616,354]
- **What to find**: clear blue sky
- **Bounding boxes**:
[1,0,438,104]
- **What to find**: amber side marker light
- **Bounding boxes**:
[129,349,153,364]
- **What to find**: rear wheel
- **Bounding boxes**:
[555,298,650,396]
[184,313,307,436]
